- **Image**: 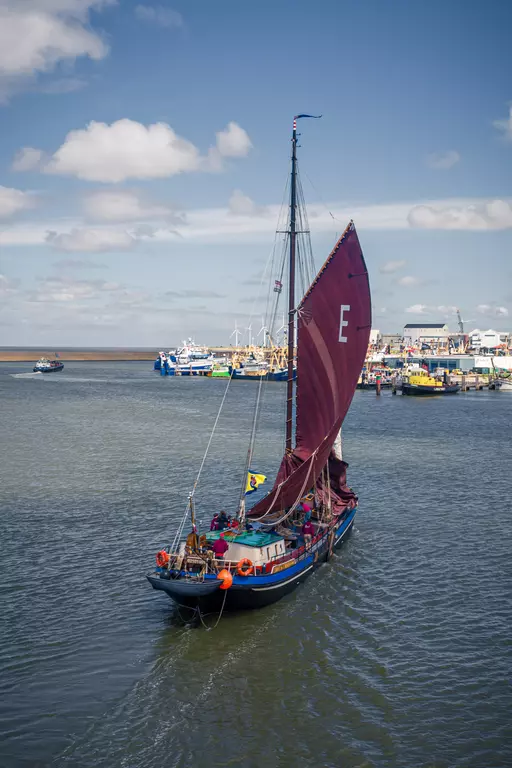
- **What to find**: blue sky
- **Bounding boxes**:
[0,0,511,346]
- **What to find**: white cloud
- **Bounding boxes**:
[83,190,183,222]
[408,199,512,230]
[426,150,460,170]
[0,273,18,298]
[4,195,512,249]
[215,122,252,158]
[12,147,45,172]
[493,105,512,142]
[26,275,121,303]
[228,190,265,217]
[44,119,201,182]
[46,228,135,252]
[437,305,457,317]
[405,304,429,315]
[0,1,109,100]
[380,259,406,274]
[134,5,183,28]
[40,118,252,182]
[477,303,509,318]
[397,275,420,287]
[0,185,37,217]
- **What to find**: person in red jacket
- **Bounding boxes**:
[212,533,229,560]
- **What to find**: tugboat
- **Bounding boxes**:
[401,369,459,395]
[147,115,371,614]
[33,357,64,373]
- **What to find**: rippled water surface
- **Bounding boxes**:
[1,361,511,768]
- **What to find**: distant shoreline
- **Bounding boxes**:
[0,349,157,362]
[0,347,236,362]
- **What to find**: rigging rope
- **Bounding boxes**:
[169,369,236,553]
[191,370,236,496]
[248,447,317,526]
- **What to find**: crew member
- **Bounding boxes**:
[210,513,220,531]
[212,533,229,560]
[302,519,315,547]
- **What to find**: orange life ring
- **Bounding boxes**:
[237,558,254,576]
[156,550,170,567]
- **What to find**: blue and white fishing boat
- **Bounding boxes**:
[33,357,64,373]
[148,116,371,615]
[154,340,224,376]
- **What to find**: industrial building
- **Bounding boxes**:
[403,323,450,346]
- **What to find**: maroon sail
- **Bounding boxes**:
[249,221,371,518]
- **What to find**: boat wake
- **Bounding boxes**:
[10,372,43,379]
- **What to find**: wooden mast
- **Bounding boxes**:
[285,117,298,452]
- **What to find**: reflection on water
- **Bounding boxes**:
[0,362,511,768]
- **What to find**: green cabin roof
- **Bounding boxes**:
[205,530,283,548]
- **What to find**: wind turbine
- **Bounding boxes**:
[230,321,241,347]
[456,308,474,335]
[257,316,269,347]
[246,323,253,347]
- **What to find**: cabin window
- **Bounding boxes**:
[266,548,270,559]
[275,545,279,557]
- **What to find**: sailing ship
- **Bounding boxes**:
[147,115,371,613]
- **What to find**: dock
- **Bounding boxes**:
[449,374,501,391]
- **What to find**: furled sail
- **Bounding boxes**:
[249,221,371,518]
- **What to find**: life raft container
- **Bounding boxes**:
[156,550,170,567]
[236,558,254,576]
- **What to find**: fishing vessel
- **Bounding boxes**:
[147,115,371,614]
[33,357,64,373]
[154,340,226,376]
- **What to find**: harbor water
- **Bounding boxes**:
[0,361,511,768]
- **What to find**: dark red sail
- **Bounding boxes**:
[249,221,371,518]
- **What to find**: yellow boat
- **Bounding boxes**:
[401,370,460,396]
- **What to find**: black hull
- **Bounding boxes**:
[401,382,459,396]
[148,516,354,613]
[357,382,392,390]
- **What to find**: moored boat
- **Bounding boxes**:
[147,115,371,616]
[401,371,459,395]
[494,377,512,391]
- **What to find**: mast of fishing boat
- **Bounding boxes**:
[285,116,298,452]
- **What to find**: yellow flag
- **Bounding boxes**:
[245,471,266,495]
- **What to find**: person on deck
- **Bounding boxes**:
[217,510,229,531]
[302,519,315,547]
[212,533,229,560]
[210,513,220,531]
